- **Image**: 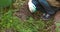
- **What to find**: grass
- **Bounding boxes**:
[0,9,54,32]
[0,0,60,32]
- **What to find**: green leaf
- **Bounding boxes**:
[0,0,12,8]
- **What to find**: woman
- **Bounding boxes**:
[28,0,55,20]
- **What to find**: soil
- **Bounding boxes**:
[14,0,41,21]
[54,11,60,22]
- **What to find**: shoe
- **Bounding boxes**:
[41,13,51,20]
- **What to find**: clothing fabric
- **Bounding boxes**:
[32,0,55,15]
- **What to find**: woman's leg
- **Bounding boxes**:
[38,0,55,15]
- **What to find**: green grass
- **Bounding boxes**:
[0,9,53,32]
[0,0,60,32]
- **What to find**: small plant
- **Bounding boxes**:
[0,0,12,8]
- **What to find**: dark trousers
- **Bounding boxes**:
[38,0,55,15]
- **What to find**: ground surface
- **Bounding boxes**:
[0,0,60,32]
